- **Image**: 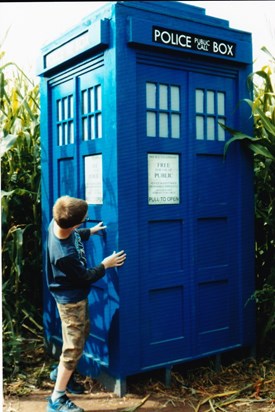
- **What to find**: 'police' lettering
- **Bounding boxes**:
[154,29,192,49]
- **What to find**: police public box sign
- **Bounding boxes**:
[153,26,236,57]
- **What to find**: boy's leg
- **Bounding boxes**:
[48,299,89,409]
[48,363,84,412]
[51,363,74,401]
[50,363,85,394]
[57,298,90,371]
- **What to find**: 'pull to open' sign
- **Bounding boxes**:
[153,26,236,58]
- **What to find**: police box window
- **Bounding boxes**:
[81,84,102,140]
[146,82,181,138]
[56,95,74,146]
[195,89,226,141]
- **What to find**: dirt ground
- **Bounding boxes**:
[3,390,171,412]
[3,389,275,412]
[3,352,275,412]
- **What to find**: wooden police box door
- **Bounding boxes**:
[137,61,241,369]
[50,62,111,372]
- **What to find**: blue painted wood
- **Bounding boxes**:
[39,1,255,395]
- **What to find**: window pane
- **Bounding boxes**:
[58,124,62,146]
[63,98,68,119]
[82,90,88,114]
[147,112,156,136]
[207,117,215,140]
[196,116,204,140]
[89,88,95,112]
[96,85,102,111]
[171,114,180,138]
[146,83,156,109]
[218,118,225,141]
[218,92,225,115]
[64,123,68,145]
[196,89,204,113]
[159,84,168,110]
[69,95,73,118]
[97,113,102,138]
[68,121,74,144]
[207,91,215,114]
[90,115,95,140]
[171,86,180,111]
[57,100,62,121]
[83,118,88,140]
[159,113,168,137]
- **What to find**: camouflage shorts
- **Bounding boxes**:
[57,298,90,370]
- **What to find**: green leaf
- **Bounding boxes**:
[1,188,37,199]
[254,106,275,137]
[0,134,18,157]
[1,189,15,198]
[261,46,275,63]
[248,143,275,161]
[223,131,261,157]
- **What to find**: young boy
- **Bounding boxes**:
[46,196,126,412]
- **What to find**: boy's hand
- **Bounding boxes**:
[90,221,107,236]
[102,250,127,269]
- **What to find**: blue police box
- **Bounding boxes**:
[38,1,255,395]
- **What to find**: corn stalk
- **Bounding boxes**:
[1,50,42,378]
[224,47,275,348]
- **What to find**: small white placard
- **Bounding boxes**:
[148,153,180,205]
[85,154,103,204]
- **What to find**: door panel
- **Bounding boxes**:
[190,72,240,354]
[50,67,110,369]
[137,65,192,367]
[137,63,241,368]
[77,69,110,367]
[51,79,77,199]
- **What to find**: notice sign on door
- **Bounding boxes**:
[85,154,103,204]
[148,154,180,205]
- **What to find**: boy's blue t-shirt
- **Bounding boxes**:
[47,220,105,303]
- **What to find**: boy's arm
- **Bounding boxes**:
[56,250,126,284]
[58,254,105,284]
[77,222,106,241]
[76,228,91,241]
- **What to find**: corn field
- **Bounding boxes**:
[1,49,42,378]
[224,47,275,348]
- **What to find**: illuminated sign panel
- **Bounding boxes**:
[152,26,236,57]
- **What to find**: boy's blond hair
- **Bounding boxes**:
[53,196,88,229]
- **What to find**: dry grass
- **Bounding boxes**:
[3,345,275,412]
[127,356,275,411]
